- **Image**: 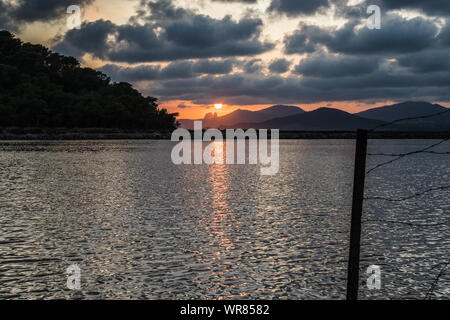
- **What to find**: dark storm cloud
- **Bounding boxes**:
[12,0,93,22]
[335,1,450,20]
[99,59,236,82]
[145,67,450,105]
[160,61,197,79]
[193,59,235,74]
[299,64,450,92]
[212,0,257,3]
[54,0,273,62]
[138,0,192,21]
[100,64,161,82]
[243,59,263,73]
[163,15,263,47]
[294,54,380,77]
[365,0,450,17]
[397,49,450,73]
[53,20,116,58]
[0,0,94,30]
[160,60,234,78]
[334,1,366,20]
[284,24,329,54]
[439,20,450,46]
[268,0,330,17]
[284,15,439,55]
[268,58,291,74]
[53,12,273,62]
[0,2,11,30]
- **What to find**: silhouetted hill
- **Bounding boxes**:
[0,31,177,130]
[250,105,305,118]
[357,101,447,121]
[234,108,385,130]
[356,101,450,131]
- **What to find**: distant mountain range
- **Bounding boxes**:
[356,101,447,121]
[356,101,450,131]
[177,101,450,131]
[233,108,384,130]
[178,105,304,130]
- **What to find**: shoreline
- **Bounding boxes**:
[0,129,449,140]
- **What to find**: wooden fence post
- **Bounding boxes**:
[346,129,368,300]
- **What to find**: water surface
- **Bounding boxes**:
[0,140,448,299]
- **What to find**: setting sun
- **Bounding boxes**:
[214,104,223,110]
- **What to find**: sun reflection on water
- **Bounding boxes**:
[192,141,250,299]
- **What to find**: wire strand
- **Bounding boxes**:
[425,258,450,300]
[364,185,450,202]
[368,150,450,156]
[363,110,450,300]
[366,139,449,175]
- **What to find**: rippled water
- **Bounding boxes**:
[0,140,448,300]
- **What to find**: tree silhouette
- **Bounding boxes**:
[0,30,178,130]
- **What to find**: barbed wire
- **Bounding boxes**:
[425,258,450,299]
[364,185,450,202]
[366,139,449,175]
[369,150,450,156]
[363,110,450,299]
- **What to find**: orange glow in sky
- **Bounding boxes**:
[163,100,404,120]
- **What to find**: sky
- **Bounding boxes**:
[1,0,450,119]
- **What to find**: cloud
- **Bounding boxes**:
[177,102,210,109]
[192,59,235,74]
[439,20,450,46]
[284,15,439,55]
[100,64,161,82]
[0,0,94,30]
[268,58,291,73]
[53,12,274,63]
[53,19,116,58]
[99,59,236,82]
[145,0,192,20]
[268,0,330,17]
[164,15,262,47]
[366,0,450,17]
[0,3,11,30]
[243,58,263,73]
[141,61,450,105]
[294,54,380,77]
[397,49,450,73]
[284,24,329,54]
[212,0,257,3]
